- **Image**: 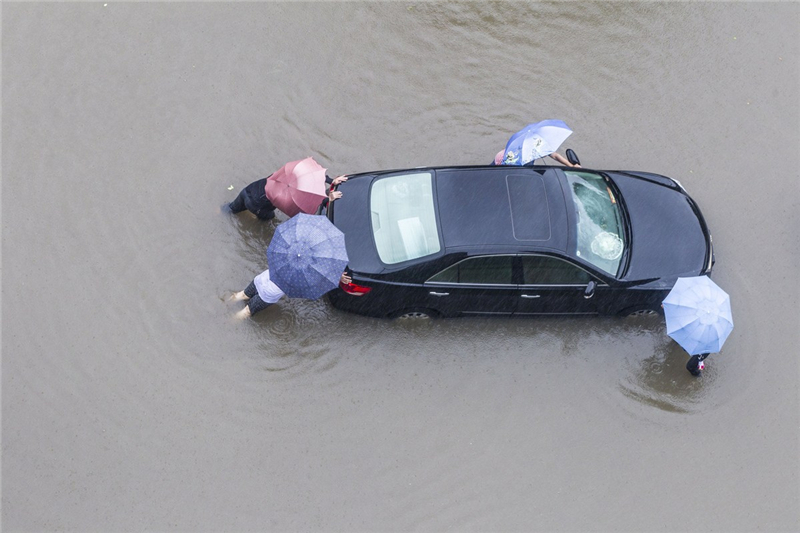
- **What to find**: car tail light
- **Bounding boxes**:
[340,281,372,296]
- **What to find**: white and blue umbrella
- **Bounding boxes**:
[662,276,734,355]
[267,213,349,300]
[502,119,573,165]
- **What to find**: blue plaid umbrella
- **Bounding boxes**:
[267,214,349,300]
[502,119,573,165]
[662,276,734,355]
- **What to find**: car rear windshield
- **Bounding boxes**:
[565,170,626,275]
[370,172,441,264]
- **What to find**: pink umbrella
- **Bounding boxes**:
[265,157,328,217]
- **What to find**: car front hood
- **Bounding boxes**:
[609,172,709,282]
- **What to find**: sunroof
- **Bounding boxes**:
[506,173,551,241]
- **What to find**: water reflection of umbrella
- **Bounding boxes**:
[265,157,328,217]
[662,276,734,355]
[502,120,573,165]
[266,213,348,300]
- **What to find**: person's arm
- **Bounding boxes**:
[549,152,579,167]
[319,175,347,210]
[330,175,348,187]
[318,189,343,210]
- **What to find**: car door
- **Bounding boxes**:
[424,255,518,316]
[514,254,600,315]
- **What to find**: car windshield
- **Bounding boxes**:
[564,170,625,275]
[370,171,441,264]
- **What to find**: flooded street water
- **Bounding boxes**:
[3,2,798,531]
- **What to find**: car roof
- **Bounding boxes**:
[434,166,570,253]
[330,165,573,275]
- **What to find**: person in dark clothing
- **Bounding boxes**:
[227,174,347,219]
[686,353,710,376]
[228,176,276,220]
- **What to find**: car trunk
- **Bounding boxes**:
[328,174,387,275]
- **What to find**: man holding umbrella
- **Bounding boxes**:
[662,276,734,376]
[494,149,580,167]
[231,213,351,318]
[493,120,581,167]
[226,157,347,219]
[231,269,352,318]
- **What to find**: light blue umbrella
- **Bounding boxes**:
[502,119,573,165]
[267,213,348,300]
[662,276,733,355]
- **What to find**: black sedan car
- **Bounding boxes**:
[325,165,713,319]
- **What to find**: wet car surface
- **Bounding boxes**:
[327,165,713,318]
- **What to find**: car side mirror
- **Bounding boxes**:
[566,149,581,166]
[584,280,596,299]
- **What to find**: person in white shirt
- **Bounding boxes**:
[232,268,286,318]
[232,269,352,318]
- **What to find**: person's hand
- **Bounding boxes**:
[331,175,348,187]
[328,190,343,202]
[340,272,352,285]
[551,152,581,167]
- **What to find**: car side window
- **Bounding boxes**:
[428,256,513,285]
[521,255,592,285]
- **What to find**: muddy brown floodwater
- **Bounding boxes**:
[3,2,798,531]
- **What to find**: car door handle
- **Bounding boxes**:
[429,291,450,297]
[520,294,541,299]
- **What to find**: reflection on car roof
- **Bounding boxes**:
[434,167,569,252]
